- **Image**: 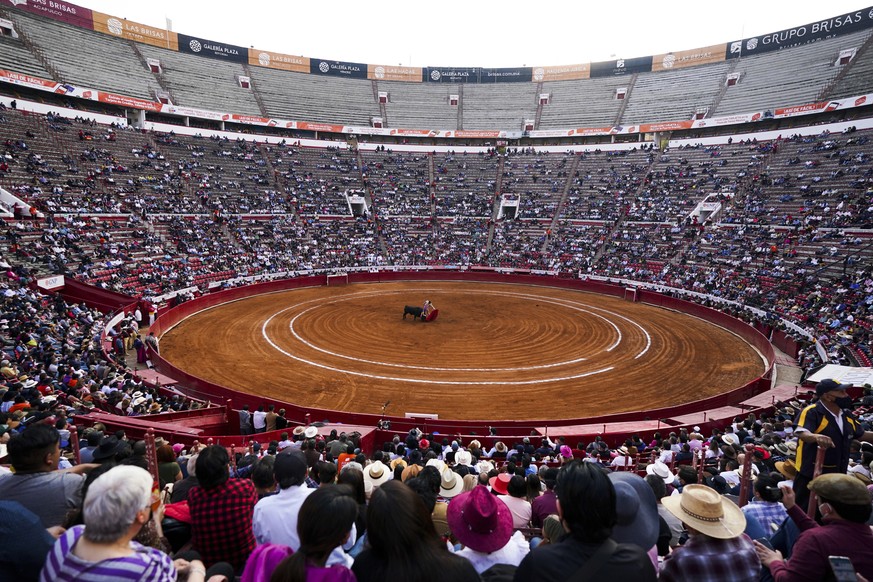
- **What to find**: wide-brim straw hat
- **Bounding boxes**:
[661,484,746,539]
[646,461,674,484]
[455,450,473,466]
[775,459,798,480]
[440,468,465,498]
[364,460,392,489]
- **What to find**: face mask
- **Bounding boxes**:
[834,396,853,409]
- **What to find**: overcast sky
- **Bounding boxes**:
[73,1,873,67]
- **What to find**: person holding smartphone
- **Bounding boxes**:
[754,474,873,581]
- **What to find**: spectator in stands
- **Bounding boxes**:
[252,405,267,434]
[0,423,96,528]
[659,484,758,581]
[0,500,65,581]
[755,474,873,580]
[40,465,208,581]
[253,448,360,567]
[187,444,257,573]
[170,453,199,504]
[530,467,559,528]
[156,444,182,489]
[448,485,529,576]
[793,379,873,510]
[514,461,656,580]
[269,485,358,582]
[495,474,532,529]
[264,404,278,433]
[239,404,253,436]
[741,472,789,537]
[352,480,479,582]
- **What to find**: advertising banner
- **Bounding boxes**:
[178,33,247,63]
[98,91,161,111]
[249,49,310,73]
[590,56,653,77]
[652,44,726,72]
[479,67,532,83]
[92,12,178,50]
[531,63,590,82]
[310,58,368,79]
[367,64,422,82]
[297,121,347,133]
[726,6,873,58]
[774,93,870,117]
[160,104,226,120]
[3,0,92,28]
[639,120,693,132]
[424,66,479,83]
[424,67,532,83]
[691,112,762,128]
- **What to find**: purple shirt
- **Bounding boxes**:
[530,489,558,528]
[768,504,873,581]
[40,525,176,582]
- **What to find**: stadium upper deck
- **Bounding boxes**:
[0,2,870,138]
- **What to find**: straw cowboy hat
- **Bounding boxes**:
[476,460,495,475]
[494,442,507,454]
[426,458,447,473]
[439,468,465,499]
[775,459,798,480]
[364,460,392,490]
[721,433,741,447]
[661,484,746,539]
[455,449,473,466]
[401,463,422,482]
[303,426,318,439]
[646,461,675,485]
[446,486,513,554]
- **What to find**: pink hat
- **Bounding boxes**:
[446,485,513,553]
[489,472,512,495]
[172,443,185,455]
[560,445,573,458]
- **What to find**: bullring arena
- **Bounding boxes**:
[160,280,765,421]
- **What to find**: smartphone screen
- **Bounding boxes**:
[829,556,858,582]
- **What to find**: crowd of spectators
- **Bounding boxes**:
[3,380,873,580]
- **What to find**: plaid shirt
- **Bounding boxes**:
[659,533,759,582]
[188,478,258,571]
[742,500,788,537]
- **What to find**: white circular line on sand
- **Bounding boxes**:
[284,290,611,371]
[259,287,650,384]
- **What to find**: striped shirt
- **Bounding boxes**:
[40,525,176,582]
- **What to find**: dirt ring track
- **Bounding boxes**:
[159,280,767,422]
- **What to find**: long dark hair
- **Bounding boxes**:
[555,461,616,543]
[356,480,451,581]
[270,484,357,582]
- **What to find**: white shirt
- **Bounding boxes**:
[253,483,313,549]
[252,410,267,430]
[454,531,529,573]
[252,484,354,566]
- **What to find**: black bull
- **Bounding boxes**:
[403,305,424,320]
